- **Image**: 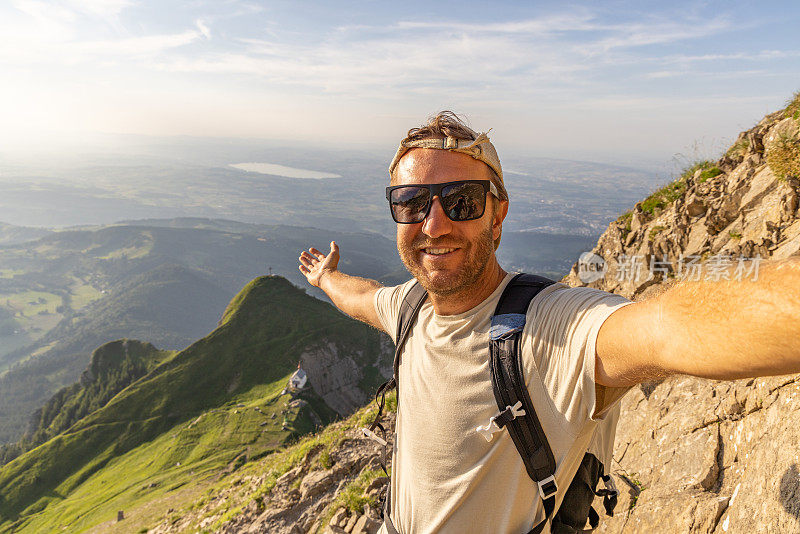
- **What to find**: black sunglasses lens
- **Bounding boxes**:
[440,182,486,221]
[389,186,431,223]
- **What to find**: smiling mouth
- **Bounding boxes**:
[422,247,458,256]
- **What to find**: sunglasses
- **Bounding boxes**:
[386,179,499,224]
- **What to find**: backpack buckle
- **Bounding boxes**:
[537,475,558,500]
[475,401,526,442]
[361,427,388,447]
[602,474,618,496]
[475,419,502,442]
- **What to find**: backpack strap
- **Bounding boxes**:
[365,282,428,526]
[392,281,429,402]
[486,273,557,534]
[364,282,428,473]
[597,473,619,517]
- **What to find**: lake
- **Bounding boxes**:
[229,162,341,179]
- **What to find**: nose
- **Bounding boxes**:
[421,196,454,239]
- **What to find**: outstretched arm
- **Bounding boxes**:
[596,257,800,387]
[299,241,385,332]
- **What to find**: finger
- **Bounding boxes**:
[299,255,315,268]
[299,265,310,274]
[300,251,318,264]
[330,241,339,255]
[308,247,325,260]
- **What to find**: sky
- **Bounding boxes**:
[1,0,799,166]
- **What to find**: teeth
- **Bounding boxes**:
[425,248,455,255]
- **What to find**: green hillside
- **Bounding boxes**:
[0,222,52,246]
[0,221,402,370]
[0,221,403,446]
[0,340,173,465]
[0,275,389,533]
[0,264,232,446]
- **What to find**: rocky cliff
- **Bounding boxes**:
[565,95,800,301]
[299,337,394,417]
[562,93,800,533]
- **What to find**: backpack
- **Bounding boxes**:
[364,273,619,534]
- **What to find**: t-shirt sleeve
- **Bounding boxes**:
[373,279,416,343]
[524,284,634,430]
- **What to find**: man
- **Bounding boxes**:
[299,112,800,533]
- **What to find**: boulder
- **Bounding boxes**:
[330,507,348,528]
[343,512,358,532]
[351,514,381,534]
[299,470,336,500]
[685,194,707,217]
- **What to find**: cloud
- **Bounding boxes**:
[145,10,746,102]
[661,50,800,63]
[0,0,201,65]
[157,32,577,98]
[157,15,595,95]
[70,30,202,58]
[587,17,732,53]
[0,28,203,65]
[196,19,211,40]
[645,70,686,79]
[64,0,133,18]
[12,0,76,23]
[4,2,790,111]
[572,94,781,111]
[342,13,733,53]
[0,4,757,97]
[11,0,132,24]
[2,1,796,153]
[392,13,599,34]
[643,69,769,80]
[9,0,77,40]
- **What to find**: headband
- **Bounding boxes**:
[388,130,505,194]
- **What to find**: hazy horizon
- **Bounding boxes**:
[0,128,733,180]
[0,0,798,166]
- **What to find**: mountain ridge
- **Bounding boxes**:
[0,339,173,465]
[0,221,404,446]
[0,275,392,533]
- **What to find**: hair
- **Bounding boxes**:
[399,111,508,250]
[401,111,508,199]
[406,110,478,143]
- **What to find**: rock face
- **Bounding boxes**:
[561,98,800,531]
[300,337,393,416]
[598,375,800,533]
[565,106,800,301]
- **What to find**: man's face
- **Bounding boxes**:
[392,148,507,297]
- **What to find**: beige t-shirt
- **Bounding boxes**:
[374,273,633,534]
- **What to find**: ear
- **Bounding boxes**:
[492,199,509,242]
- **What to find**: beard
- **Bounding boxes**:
[398,225,495,297]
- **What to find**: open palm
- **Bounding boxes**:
[299,241,340,287]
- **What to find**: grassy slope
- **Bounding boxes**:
[0,221,403,445]
[0,223,52,246]
[93,391,397,534]
[1,340,173,464]
[10,375,296,533]
[0,276,386,533]
[0,264,233,446]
